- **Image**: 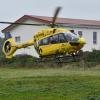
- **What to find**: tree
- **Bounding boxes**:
[0,37,4,57]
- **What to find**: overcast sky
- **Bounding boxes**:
[0,0,100,37]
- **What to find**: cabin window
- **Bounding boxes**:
[59,33,66,43]
[42,38,49,45]
[93,32,97,44]
[38,40,43,46]
[15,36,21,43]
[78,31,82,37]
[38,37,49,46]
[50,34,59,44]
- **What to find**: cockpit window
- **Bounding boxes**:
[64,32,79,42]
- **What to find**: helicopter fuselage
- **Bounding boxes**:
[2,28,86,58]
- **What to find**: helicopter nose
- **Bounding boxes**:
[78,37,86,45]
[74,37,86,50]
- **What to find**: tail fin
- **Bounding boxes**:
[2,38,34,58]
[2,38,17,58]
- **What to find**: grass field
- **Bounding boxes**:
[0,67,100,100]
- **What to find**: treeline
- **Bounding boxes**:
[0,50,100,68]
[0,38,4,58]
[80,50,100,68]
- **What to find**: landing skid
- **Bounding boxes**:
[34,54,81,64]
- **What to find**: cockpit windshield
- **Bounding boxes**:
[64,32,79,42]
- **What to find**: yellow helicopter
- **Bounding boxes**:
[0,7,86,59]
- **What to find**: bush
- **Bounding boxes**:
[83,50,100,62]
[79,50,100,68]
[0,54,36,67]
[0,48,100,68]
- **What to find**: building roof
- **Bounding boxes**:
[2,15,100,33]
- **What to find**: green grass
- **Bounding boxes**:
[0,67,100,100]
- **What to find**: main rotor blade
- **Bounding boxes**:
[0,22,48,26]
[51,7,62,28]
